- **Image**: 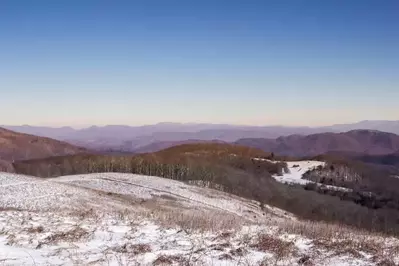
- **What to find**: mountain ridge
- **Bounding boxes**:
[4,120,399,154]
[235,129,399,157]
[0,127,86,165]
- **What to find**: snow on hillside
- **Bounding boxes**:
[0,210,310,266]
[274,161,353,192]
[0,172,284,220]
[0,172,398,265]
[254,159,349,191]
[274,161,325,185]
[253,158,325,185]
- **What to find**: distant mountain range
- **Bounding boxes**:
[236,130,399,157]
[3,120,399,153]
[3,122,320,140]
[2,125,399,174]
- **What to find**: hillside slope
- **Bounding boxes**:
[0,127,86,162]
[236,130,399,157]
[1,171,398,265]
[354,151,399,167]
[132,139,226,154]
[13,142,399,238]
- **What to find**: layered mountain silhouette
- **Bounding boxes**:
[235,130,399,157]
[4,121,399,155]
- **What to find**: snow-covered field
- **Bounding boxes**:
[0,172,398,265]
[255,159,350,191]
[273,161,325,185]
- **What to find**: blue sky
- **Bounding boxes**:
[1,0,398,127]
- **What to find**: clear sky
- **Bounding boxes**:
[1,0,398,127]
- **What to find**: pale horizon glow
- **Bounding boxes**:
[1,1,398,127]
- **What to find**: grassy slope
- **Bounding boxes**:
[11,142,399,236]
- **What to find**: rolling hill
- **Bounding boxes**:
[4,140,399,264]
[0,127,86,164]
[236,130,399,157]
[1,171,397,265]
[10,141,399,237]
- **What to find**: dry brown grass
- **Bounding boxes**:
[111,243,152,255]
[251,234,296,258]
[271,218,399,264]
[26,226,44,234]
[209,242,232,251]
[376,259,397,266]
[276,219,375,241]
[44,226,90,244]
[229,247,248,257]
[148,208,244,232]
[0,207,21,212]
[153,254,188,265]
[314,238,374,259]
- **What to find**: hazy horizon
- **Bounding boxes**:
[1,1,398,126]
[4,119,399,130]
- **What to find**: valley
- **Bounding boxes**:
[3,2,398,264]
[2,127,399,265]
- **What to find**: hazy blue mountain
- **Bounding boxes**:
[235,130,399,157]
[2,125,77,139]
[4,121,399,153]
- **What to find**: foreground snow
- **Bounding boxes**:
[2,209,397,266]
[0,172,287,220]
[0,172,398,265]
[0,210,304,265]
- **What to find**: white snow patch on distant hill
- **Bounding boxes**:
[253,158,325,185]
[254,159,350,191]
[275,161,352,192]
[274,161,325,185]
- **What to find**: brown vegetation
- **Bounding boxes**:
[111,243,152,255]
[0,159,14,172]
[236,130,399,157]
[10,142,399,236]
[44,226,90,244]
[303,159,399,213]
[0,127,86,162]
[153,254,188,265]
[252,234,295,257]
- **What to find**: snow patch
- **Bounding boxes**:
[274,161,325,185]
[257,160,350,192]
